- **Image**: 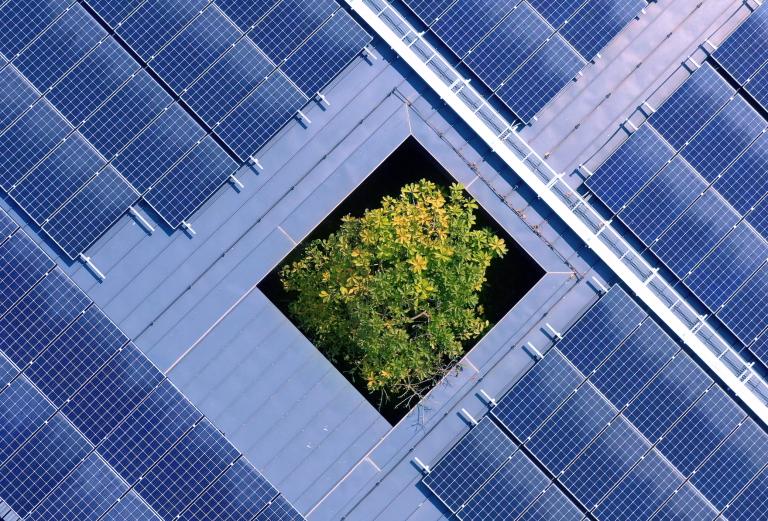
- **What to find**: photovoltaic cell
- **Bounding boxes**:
[0,351,17,388]
[492,349,583,440]
[135,419,239,519]
[215,0,281,31]
[0,376,55,464]
[723,467,768,521]
[100,492,161,521]
[652,483,718,521]
[84,0,146,27]
[748,196,768,239]
[0,208,18,240]
[0,231,53,315]
[714,5,768,84]
[422,418,516,512]
[0,65,38,133]
[0,0,73,58]
[528,0,586,27]
[747,63,768,109]
[586,125,675,212]
[714,132,768,215]
[459,451,549,521]
[559,0,645,60]
[517,486,582,521]
[254,495,303,521]
[251,0,337,63]
[751,334,768,368]
[432,0,520,58]
[718,264,768,343]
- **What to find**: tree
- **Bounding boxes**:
[280,180,507,408]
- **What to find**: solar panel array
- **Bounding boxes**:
[0,206,303,520]
[0,0,371,259]
[585,5,768,370]
[401,0,646,122]
[422,285,768,520]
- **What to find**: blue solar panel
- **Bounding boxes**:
[215,0,281,31]
[527,382,616,474]
[747,63,768,109]
[0,208,18,240]
[144,136,237,228]
[748,196,768,239]
[26,453,127,521]
[216,71,307,159]
[723,467,768,521]
[751,334,768,367]
[62,343,163,444]
[84,0,145,27]
[0,376,55,464]
[560,0,645,60]
[251,0,337,63]
[43,166,138,259]
[685,222,768,311]
[624,354,712,442]
[594,450,682,521]
[403,0,457,25]
[648,63,734,150]
[559,417,649,509]
[656,387,745,477]
[150,5,242,94]
[719,264,768,343]
[422,418,516,512]
[714,132,768,215]
[101,492,161,521]
[14,4,105,92]
[0,268,90,366]
[0,413,91,517]
[714,5,768,84]
[135,418,240,519]
[99,379,202,484]
[282,11,372,96]
[183,38,274,126]
[586,125,675,212]
[460,451,549,521]
[47,37,140,125]
[653,483,718,521]
[433,0,520,58]
[113,104,206,193]
[80,71,172,160]
[492,349,583,440]
[11,133,105,224]
[691,419,768,509]
[618,156,707,244]
[680,96,767,182]
[254,495,303,521]
[0,99,72,192]
[555,286,646,374]
[0,231,53,315]
[652,190,741,278]
[528,0,586,27]
[497,35,585,122]
[26,306,127,407]
[464,2,552,91]
[517,485,581,521]
[117,0,209,60]
[180,457,278,521]
[0,65,38,133]
[0,351,17,388]
[0,0,72,58]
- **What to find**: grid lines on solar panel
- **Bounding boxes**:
[0,268,90,366]
[586,124,674,213]
[403,0,457,25]
[714,131,768,215]
[491,349,583,440]
[0,64,38,133]
[748,196,768,240]
[214,0,281,32]
[458,450,549,521]
[722,466,768,521]
[422,418,516,512]
[0,0,73,58]
[652,482,718,521]
[0,350,17,389]
[751,334,768,368]
[747,63,768,109]
[100,491,161,521]
[0,231,53,315]
[691,419,768,509]
[527,0,586,27]
[84,0,146,28]
[432,0,520,59]
[714,4,768,84]
[559,0,645,60]
[134,418,239,519]
[254,494,303,521]
[0,207,18,240]
[517,485,582,521]
[718,264,768,343]
[25,453,127,521]
[0,375,55,465]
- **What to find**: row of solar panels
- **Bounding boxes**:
[422,286,768,520]
[0,0,371,260]
[585,6,768,368]
[0,207,302,520]
[400,0,646,121]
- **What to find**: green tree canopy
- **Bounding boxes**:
[280,179,506,407]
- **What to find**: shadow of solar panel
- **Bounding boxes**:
[254,495,304,521]
[432,0,520,58]
[714,133,768,215]
[722,466,768,521]
[652,483,718,521]
[251,0,337,63]
[84,0,145,27]
[517,485,581,521]
[0,65,38,133]
[0,0,72,57]
[0,231,54,315]
[215,0,281,32]
[528,0,586,28]
[718,264,768,343]
[714,4,768,84]
[0,376,55,464]
[101,492,161,521]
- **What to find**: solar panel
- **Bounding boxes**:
[497,35,585,122]
[714,5,768,84]
[10,133,105,224]
[0,231,54,315]
[84,0,146,28]
[651,190,741,278]
[251,0,337,63]
[748,196,768,239]
[0,351,17,388]
[0,65,39,133]
[25,453,127,521]
[586,125,675,212]
[491,349,583,440]
[718,264,768,343]
[751,334,768,368]
[150,5,242,94]
[144,136,237,228]
[624,355,712,442]
[656,387,745,476]
[652,483,718,521]
[134,418,240,519]
[422,418,516,512]
[747,63,768,109]
[43,166,138,259]
[691,419,768,509]
[100,492,161,521]
[282,10,372,97]
[722,466,768,521]
[432,0,520,58]
[62,343,163,444]
[459,450,549,521]
[559,0,645,60]
[555,286,646,374]
[179,457,278,521]
[0,268,90,366]
[215,71,307,160]
[0,376,55,464]
[25,306,127,407]
[14,4,105,92]
[254,495,303,521]
[464,2,552,91]
[559,417,649,508]
[713,132,768,215]
[0,0,73,58]
[648,64,734,150]
[113,103,206,193]
[403,0,457,25]
[99,379,202,484]
[516,485,582,521]
[0,208,18,240]
[215,0,281,32]
[528,0,586,27]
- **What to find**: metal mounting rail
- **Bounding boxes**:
[347,0,768,424]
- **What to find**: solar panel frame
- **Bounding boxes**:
[84,0,147,28]
[431,0,521,59]
[0,231,54,315]
[0,207,18,240]
[253,495,304,521]
[402,0,458,25]
[747,63,768,110]
[214,0,281,32]
[558,0,645,60]
[528,0,587,27]
[0,350,17,388]
[713,4,768,84]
